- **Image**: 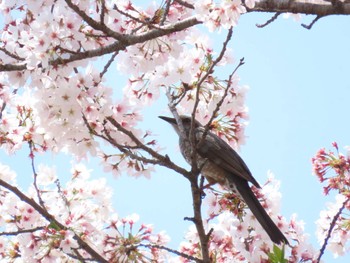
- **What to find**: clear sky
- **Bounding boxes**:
[1,4,350,262]
[232,12,350,262]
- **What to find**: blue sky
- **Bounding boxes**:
[231,12,350,261]
[1,5,350,262]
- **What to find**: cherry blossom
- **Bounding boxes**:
[180,172,318,262]
[0,162,169,262]
[0,0,348,262]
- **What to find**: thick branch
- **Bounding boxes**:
[165,88,210,262]
[6,1,348,73]
[0,17,200,72]
[190,178,211,263]
[250,0,350,15]
[125,16,200,44]
[0,63,27,72]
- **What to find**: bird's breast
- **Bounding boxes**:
[202,162,242,198]
[201,161,227,186]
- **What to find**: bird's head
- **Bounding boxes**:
[159,115,202,136]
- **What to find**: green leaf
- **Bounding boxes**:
[267,244,288,263]
[48,221,61,231]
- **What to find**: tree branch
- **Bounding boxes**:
[0,16,200,72]
[164,27,237,262]
[174,0,194,9]
[100,51,119,78]
[143,244,201,262]
[198,57,245,150]
[190,178,211,263]
[160,0,172,25]
[301,15,322,29]
[0,179,109,263]
[190,27,234,170]
[191,27,234,120]
[317,197,350,263]
[256,12,282,28]
[64,0,125,41]
[0,226,45,236]
[0,63,27,72]
[250,0,350,16]
[0,47,25,61]
[105,116,190,177]
[28,142,45,208]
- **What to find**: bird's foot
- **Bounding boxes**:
[199,183,216,199]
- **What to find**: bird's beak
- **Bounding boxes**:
[158,116,177,125]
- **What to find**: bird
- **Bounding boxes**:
[159,115,289,245]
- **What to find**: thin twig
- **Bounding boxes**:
[70,248,95,262]
[301,15,322,29]
[114,5,148,25]
[172,83,191,107]
[0,47,25,61]
[106,117,184,169]
[160,0,172,25]
[198,58,245,150]
[142,244,201,262]
[0,102,6,120]
[189,27,234,178]
[64,0,124,41]
[103,127,162,165]
[100,51,119,78]
[256,12,281,28]
[54,179,71,213]
[82,114,190,178]
[316,198,349,263]
[100,0,106,24]
[114,4,163,32]
[0,226,45,236]
[174,0,194,9]
[56,45,80,55]
[191,27,234,121]
[29,142,45,208]
[0,179,108,263]
[83,115,159,165]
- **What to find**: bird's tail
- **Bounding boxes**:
[233,178,289,245]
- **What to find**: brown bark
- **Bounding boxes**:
[250,0,350,15]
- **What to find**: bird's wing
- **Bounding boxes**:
[195,128,261,188]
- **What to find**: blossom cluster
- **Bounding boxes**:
[0,0,340,262]
[177,173,318,262]
[312,142,350,196]
[316,194,350,258]
[194,0,259,31]
[312,143,350,258]
[0,0,251,175]
[0,162,169,262]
